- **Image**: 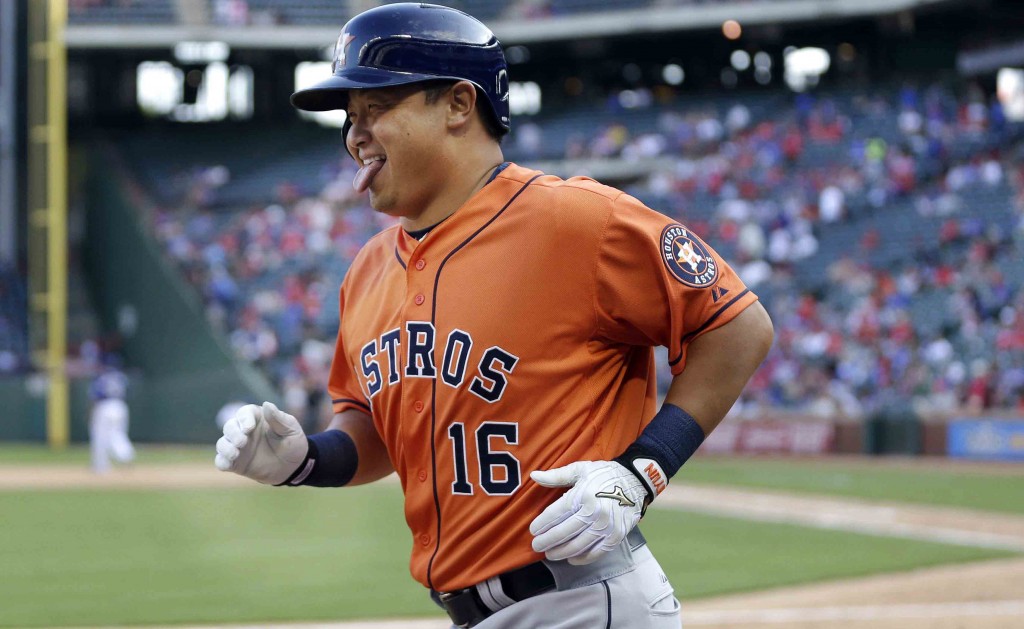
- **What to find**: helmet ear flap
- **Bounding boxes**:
[342,116,354,159]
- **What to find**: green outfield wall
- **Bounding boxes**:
[0,375,143,442]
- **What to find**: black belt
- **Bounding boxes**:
[431,560,556,628]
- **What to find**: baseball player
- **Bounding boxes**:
[89,365,135,474]
[215,4,774,628]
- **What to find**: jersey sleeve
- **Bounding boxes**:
[327,285,372,416]
[594,193,759,375]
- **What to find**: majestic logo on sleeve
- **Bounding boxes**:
[661,224,719,288]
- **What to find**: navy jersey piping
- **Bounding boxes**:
[668,288,751,367]
[425,174,542,590]
[331,397,371,414]
[602,580,612,629]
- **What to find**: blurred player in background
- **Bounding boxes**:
[215,4,773,628]
[89,357,135,474]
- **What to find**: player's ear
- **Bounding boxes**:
[447,81,478,132]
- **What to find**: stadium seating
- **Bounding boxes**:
[548,0,652,15]
[65,0,815,27]
[210,0,663,25]
[115,78,1024,414]
[68,0,178,25]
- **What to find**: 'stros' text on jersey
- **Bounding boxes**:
[359,322,518,405]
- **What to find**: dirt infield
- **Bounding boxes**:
[664,484,1024,551]
[682,556,1024,628]
[9,462,1024,629]
[0,463,253,490]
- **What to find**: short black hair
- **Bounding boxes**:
[421,80,505,143]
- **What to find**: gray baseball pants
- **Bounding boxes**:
[445,531,681,628]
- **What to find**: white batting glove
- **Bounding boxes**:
[214,401,308,485]
[529,461,649,566]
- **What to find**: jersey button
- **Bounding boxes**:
[414,294,425,305]
[415,259,426,271]
[417,469,427,482]
[414,401,424,412]
[419,533,431,546]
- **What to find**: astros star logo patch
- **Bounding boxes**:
[661,224,719,288]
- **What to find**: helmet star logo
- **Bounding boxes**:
[676,239,704,272]
[334,32,356,70]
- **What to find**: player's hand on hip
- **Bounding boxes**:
[529,460,648,566]
[214,401,308,485]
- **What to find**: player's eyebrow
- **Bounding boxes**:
[349,87,418,112]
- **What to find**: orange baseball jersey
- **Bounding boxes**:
[328,163,758,592]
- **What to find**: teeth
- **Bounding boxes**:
[362,156,386,165]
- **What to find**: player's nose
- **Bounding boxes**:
[346,130,371,163]
[346,116,371,149]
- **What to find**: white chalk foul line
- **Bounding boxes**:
[161,602,1024,628]
[657,486,1024,552]
[682,600,1024,625]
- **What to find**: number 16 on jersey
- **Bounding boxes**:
[448,422,521,496]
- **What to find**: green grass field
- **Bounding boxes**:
[0,444,212,465]
[0,484,1014,627]
[5,445,1022,514]
[2,446,1022,626]
[681,456,1024,515]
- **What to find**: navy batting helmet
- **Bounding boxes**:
[290,3,510,135]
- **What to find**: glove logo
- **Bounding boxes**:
[661,224,718,288]
[594,485,637,507]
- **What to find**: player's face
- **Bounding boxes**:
[344,85,451,218]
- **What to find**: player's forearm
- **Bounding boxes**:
[327,409,394,485]
[615,302,773,500]
[663,300,774,434]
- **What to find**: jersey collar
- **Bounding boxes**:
[393,162,538,266]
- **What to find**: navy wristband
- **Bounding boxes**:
[278,429,359,487]
[614,404,705,500]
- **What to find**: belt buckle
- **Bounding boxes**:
[437,588,480,629]
[438,589,460,603]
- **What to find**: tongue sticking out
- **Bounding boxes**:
[353,159,385,193]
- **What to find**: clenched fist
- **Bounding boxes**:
[214,402,308,485]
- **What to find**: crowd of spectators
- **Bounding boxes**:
[141,80,1023,425]
[150,153,390,427]
[733,225,1024,420]
[625,82,1024,417]
[567,83,1013,277]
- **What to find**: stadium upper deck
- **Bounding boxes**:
[65,0,900,26]
[65,0,968,47]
